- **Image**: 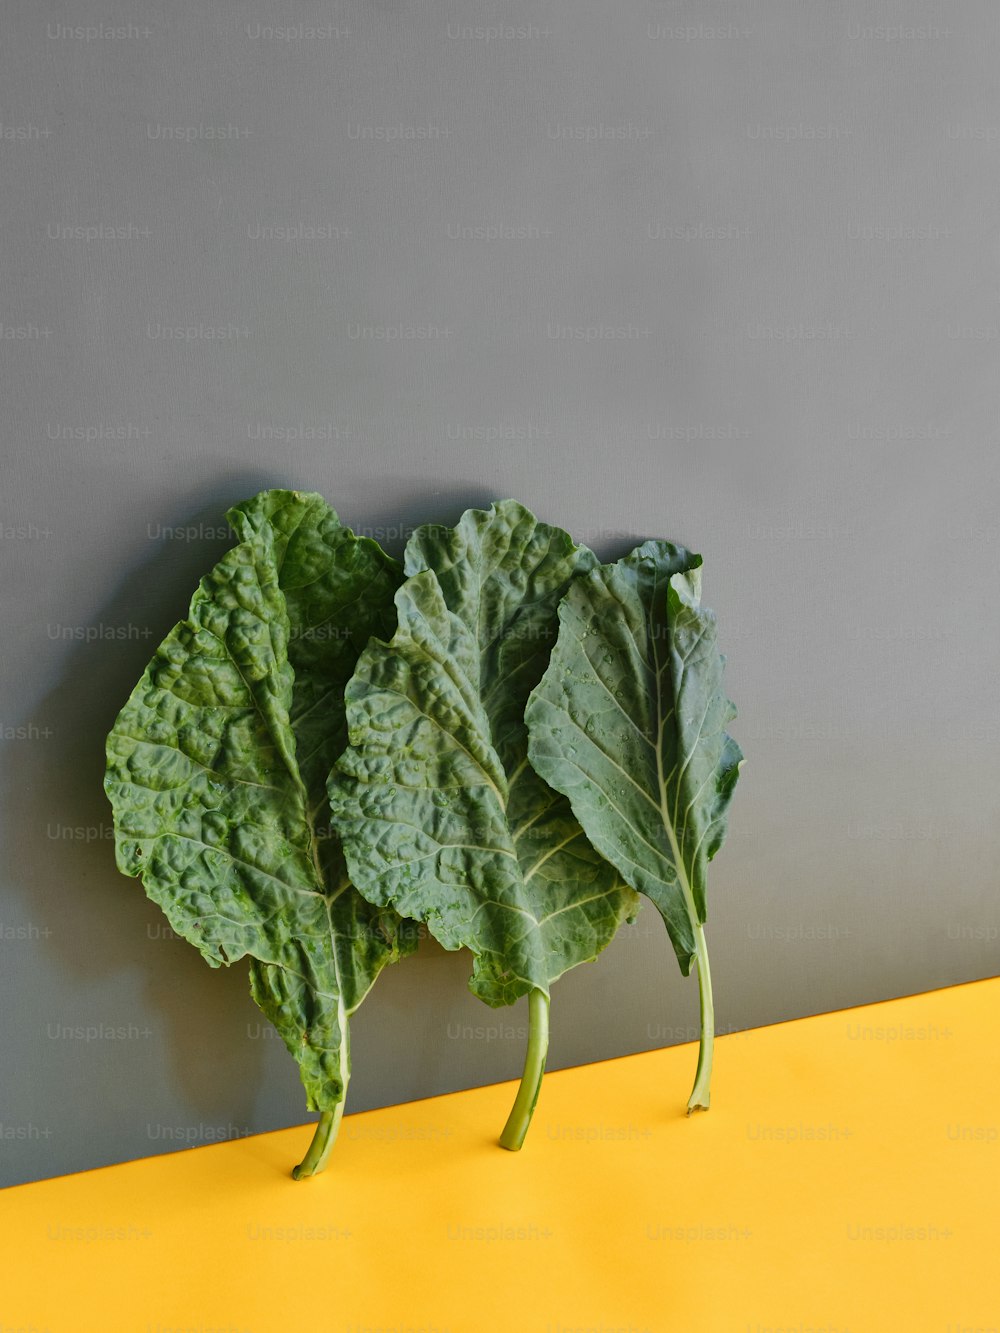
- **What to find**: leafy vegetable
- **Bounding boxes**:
[525,541,742,1113]
[104,489,415,1178]
[105,492,743,1171]
[328,501,640,1148]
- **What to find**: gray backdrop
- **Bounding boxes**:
[2,0,997,1189]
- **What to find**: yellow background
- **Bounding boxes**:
[3,979,997,1332]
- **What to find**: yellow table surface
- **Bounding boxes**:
[3,978,998,1333]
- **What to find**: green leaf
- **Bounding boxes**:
[524,540,743,1109]
[329,501,640,1009]
[104,490,414,1125]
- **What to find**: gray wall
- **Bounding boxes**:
[2,0,997,1188]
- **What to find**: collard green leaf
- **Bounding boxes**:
[328,501,640,1009]
[104,490,413,1118]
[525,541,742,1112]
[525,541,742,975]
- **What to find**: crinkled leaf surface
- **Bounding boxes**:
[329,501,639,1007]
[525,542,742,975]
[104,490,413,1109]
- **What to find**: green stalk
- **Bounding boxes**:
[686,922,714,1114]
[499,988,550,1151]
[292,1101,345,1180]
[293,999,351,1179]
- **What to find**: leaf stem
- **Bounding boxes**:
[686,923,714,1114]
[292,1101,345,1180]
[499,988,549,1151]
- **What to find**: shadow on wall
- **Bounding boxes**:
[3,468,499,1129]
